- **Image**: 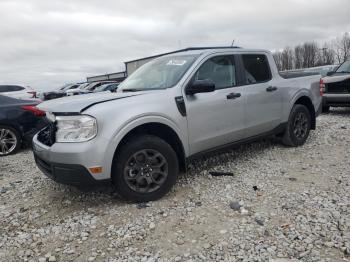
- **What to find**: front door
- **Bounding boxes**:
[184,55,246,155]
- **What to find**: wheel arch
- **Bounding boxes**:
[0,122,23,137]
[293,96,316,130]
[111,121,187,173]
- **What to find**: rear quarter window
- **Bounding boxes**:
[242,54,271,84]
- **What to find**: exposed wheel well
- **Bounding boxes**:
[0,123,22,138]
[294,96,316,129]
[114,123,186,172]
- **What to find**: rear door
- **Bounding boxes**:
[185,54,246,155]
[238,54,282,137]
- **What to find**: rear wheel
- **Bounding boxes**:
[0,126,21,156]
[282,104,311,147]
[112,135,179,202]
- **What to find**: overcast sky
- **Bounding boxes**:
[0,0,349,90]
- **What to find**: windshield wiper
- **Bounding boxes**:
[122,88,164,92]
[336,71,350,74]
[122,89,144,92]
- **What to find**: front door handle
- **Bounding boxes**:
[227,92,241,99]
[266,86,278,92]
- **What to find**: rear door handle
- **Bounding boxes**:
[266,86,278,92]
[227,92,241,99]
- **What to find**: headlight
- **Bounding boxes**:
[55,115,97,143]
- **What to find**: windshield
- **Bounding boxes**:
[94,84,110,92]
[119,54,198,91]
[95,83,117,92]
[77,83,89,89]
[336,61,350,73]
[83,83,97,90]
[59,84,74,91]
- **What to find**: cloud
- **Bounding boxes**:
[0,0,349,90]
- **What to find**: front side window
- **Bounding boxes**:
[194,56,236,89]
[242,54,271,84]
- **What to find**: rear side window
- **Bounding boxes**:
[195,56,236,89]
[0,85,25,92]
[242,54,271,84]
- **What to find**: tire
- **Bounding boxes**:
[0,125,21,156]
[322,105,330,113]
[112,135,179,202]
[282,104,311,147]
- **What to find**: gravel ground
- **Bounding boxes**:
[1,109,350,262]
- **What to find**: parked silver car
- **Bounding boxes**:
[0,85,37,100]
[33,47,322,202]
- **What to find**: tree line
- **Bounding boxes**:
[273,32,350,71]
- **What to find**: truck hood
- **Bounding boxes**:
[37,92,143,114]
[323,74,350,84]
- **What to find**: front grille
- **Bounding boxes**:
[37,122,56,146]
[327,78,350,93]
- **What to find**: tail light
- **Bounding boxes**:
[21,105,46,116]
[320,78,325,96]
[27,91,37,98]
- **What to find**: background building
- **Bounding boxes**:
[86,71,127,83]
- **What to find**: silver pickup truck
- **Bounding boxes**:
[33,47,322,202]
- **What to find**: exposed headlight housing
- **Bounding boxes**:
[55,115,97,143]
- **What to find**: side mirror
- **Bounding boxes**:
[186,79,215,95]
[326,71,334,76]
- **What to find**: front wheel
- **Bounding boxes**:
[112,135,179,202]
[282,104,311,147]
[0,126,21,156]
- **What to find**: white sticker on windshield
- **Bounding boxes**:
[166,60,187,66]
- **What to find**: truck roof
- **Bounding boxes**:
[125,47,270,63]
[164,47,271,57]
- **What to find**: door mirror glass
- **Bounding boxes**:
[186,79,215,95]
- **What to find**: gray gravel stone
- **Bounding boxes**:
[0,110,350,261]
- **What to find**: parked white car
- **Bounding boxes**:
[0,85,37,100]
[66,82,115,96]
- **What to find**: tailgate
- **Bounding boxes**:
[326,78,350,93]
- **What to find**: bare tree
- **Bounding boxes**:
[334,32,350,63]
[302,42,319,68]
[281,47,294,70]
[273,51,283,71]
[318,43,335,65]
[274,32,348,70]
[294,45,304,69]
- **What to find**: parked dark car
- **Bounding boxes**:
[66,81,117,96]
[321,60,350,112]
[40,83,84,101]
[93,82,120,93]
[0,95,48,156]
